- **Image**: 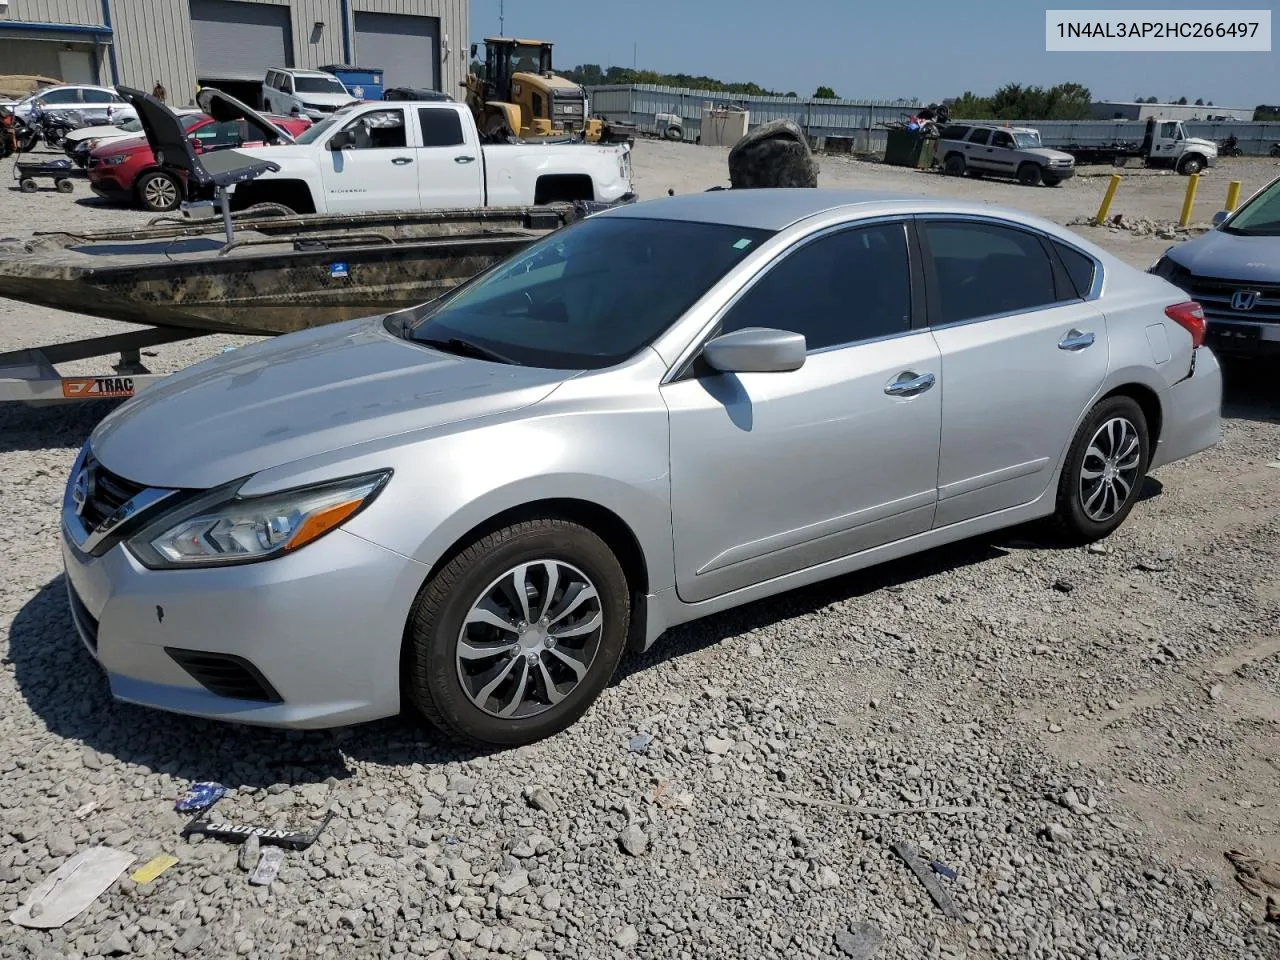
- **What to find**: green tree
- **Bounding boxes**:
[1194,98,1204,106]
[1175,96,1188,105]
[814,86,838,99]
[949,82,1092,120]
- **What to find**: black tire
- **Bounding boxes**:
[136,170,181,212]
[1017,162,1043,186]
[1050,395,1150,544]
[943,153,965,176]
[663,125,683,141]
[55,179,74,193]
[404,518,631,747]
[1271,145,1280,158]
[1178,154,1205,175]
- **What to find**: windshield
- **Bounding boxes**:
[181,114,208,132]
[294,111,351,144]
[397,216,774,370]
[510,43,551,74]
[1012,131,1041,148]
[1221,176,1280,236]
[294,76,348,95]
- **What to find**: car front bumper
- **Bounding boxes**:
[1149,346,1223,471]
[61,519,429,729]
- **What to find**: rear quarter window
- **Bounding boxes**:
[1053,240,1098,298]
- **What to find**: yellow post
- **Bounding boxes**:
[1225,180,1241,211]
[1094,174,1121,225]
[1179,173,1200,227]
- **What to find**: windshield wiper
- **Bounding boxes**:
[416,335,517,365]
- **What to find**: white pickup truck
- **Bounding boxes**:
[223,97,634,215]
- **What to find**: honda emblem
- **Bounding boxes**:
[1230,290,1260,311]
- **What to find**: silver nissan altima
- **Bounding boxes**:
[60,188,1222,746]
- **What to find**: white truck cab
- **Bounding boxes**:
[262,68,358,122]
[1146,119,1218,175]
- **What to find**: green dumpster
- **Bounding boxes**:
[884,128,937,168]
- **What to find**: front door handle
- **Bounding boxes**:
[391,156,414,165]
[455,155,476,164]
[884,371,936,397]
[1058,329,1096,351]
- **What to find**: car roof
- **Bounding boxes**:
[271,68,338,77]
[599,188,1033,232]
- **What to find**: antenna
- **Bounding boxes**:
[499,0,505,35]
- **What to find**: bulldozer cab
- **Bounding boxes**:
[467,37,600,142]
[476,38,553,102]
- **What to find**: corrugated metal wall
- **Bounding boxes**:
[351,0,466,93]
[100,0,464,107]
[588,84,923,154]
[0,0,104,24]
[966,118,1280,157]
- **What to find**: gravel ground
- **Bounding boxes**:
[2,143,1279,960]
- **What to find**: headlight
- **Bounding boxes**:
[104,154,127,165]
[126,470,391,569]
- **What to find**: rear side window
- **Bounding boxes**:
[939,125,970,140]
[966,128,991,145]
[83,89,113,103]
[923,220,1060,324]
[1054,240,1097,298]
[419,108,464,147]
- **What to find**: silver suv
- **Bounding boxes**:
[936,123,1075,187]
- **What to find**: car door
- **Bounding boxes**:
[918,217,1109,527]
[661,219,942,604]
[987,130,1020,177]
[321,106,421,213]
[964,127,993,171]
[415,107,483,209]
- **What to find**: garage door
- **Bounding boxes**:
[190,0,292,81]
[353,11,439,91]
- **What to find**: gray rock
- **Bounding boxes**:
[495,869,529,896]
[46,835,77,858]
[618,825,648,857]
[524,788,558,815]
[834,921,884,960]
[174,926,206,955]
[704,737,734,755]
[238,834,260,872]
[614,924,640,949]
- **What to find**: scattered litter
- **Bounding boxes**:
[719,890,751,900]
[238,834,260,872]
[834,920,885,959]
[930,860,958,881]
[9,846,136,929]
[249,846,284,886]
[72,801,99,820]
[1087,543,1110,555]
[180,794,333,851]
[891,841,961,919]
[628,732,654,755]
[775,792,981,816]
[175,782,226,813]
[129,854,178,886]
[1225,850,1280,923]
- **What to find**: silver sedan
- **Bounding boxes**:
[60,189,1222,746]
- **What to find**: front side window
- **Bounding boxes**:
[399,217,773,370]
[922,220,1062,324]
[992,131,1015,149]
[717,222,913,352]
[342,109,406,149]
[39,88,80,105]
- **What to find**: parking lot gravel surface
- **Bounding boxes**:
[1,144,1278,960]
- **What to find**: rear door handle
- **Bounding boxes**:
[455,155,476,164]
[884,371,936,397]
[1058,329,1096,351]
[391,156,413,165]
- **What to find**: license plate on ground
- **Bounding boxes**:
[61,376,136,399]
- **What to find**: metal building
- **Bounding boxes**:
[1090,101,1254,123]
[0,0,466,105]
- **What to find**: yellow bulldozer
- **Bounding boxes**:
[463,38,633,144]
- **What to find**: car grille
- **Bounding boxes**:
[78,456,146,531]
[165,648,284,703]
[1185,278,1280,325]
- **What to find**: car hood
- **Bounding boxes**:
[1164,228,1280,282]
[65,124,136,143]
[1024,147,1074,163]
[88,317,572,490]
[298,92,358,108]
[93,134,150,157]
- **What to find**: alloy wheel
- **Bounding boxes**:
[1078,416,1142,522]
[143,176,177,210]
[455,559,604,720]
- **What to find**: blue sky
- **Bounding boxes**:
[469,0,1277,107]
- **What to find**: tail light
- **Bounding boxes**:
[1165,300,1206,349]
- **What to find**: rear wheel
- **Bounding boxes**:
[943,153,966,176]
[1050,396,1150,544]
[404,518,631,747]
[1017,162,1043,186]
[55,178,74,193]
[136,170,181,212]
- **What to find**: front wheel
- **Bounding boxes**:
[1050,396,1150,544]
[136,170,181,212]
[1017,162,1043,186]
[1178,154,1205,175]
[404,518,631,747]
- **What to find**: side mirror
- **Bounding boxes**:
[1212,210,1229,227]
[328,130,353,151]
[703,327,806,374]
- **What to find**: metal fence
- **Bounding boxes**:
[588,84,1280,156]
[587,84,922,154]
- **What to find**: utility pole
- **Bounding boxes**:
[633,42,637,70]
